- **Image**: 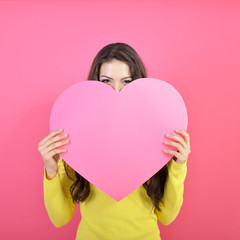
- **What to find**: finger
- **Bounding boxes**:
[39,129,63,146]
[175,129,190,146]
[47,138,70,152]
[47,133,69,148]
[163,149,182,160]
[165,134,187,149]
[164,140,185,153]
[42,143,67,156]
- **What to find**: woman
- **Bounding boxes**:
[38,42,191,240]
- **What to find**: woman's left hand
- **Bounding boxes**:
[163,129,191,164]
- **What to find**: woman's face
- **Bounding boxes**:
[99,59,132,93]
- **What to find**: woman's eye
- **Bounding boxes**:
[124,80,132,84]
[101,79,110,83]
[100,79,132,84]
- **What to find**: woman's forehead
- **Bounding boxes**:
[100,60,131,78]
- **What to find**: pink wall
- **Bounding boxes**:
[0,0,239,239]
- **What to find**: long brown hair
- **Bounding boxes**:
[63,42,168,212]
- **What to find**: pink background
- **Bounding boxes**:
[0,0,239,239]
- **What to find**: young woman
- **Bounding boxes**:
[38,42,191,240]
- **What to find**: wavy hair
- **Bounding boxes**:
[63,42,169,212]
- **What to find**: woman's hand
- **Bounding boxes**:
[163,129,191,164]
[38,129,70,175]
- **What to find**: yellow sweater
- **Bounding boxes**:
[43,156,187,240]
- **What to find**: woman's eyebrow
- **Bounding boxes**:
[100,75,132,80]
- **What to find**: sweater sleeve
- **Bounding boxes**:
[43,156,77,228]
[154,157,188,225]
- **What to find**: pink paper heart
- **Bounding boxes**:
[49,78,188,201]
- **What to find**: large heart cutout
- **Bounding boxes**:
[49,78,188,201]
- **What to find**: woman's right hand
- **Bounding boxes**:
[38,129,70,177]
